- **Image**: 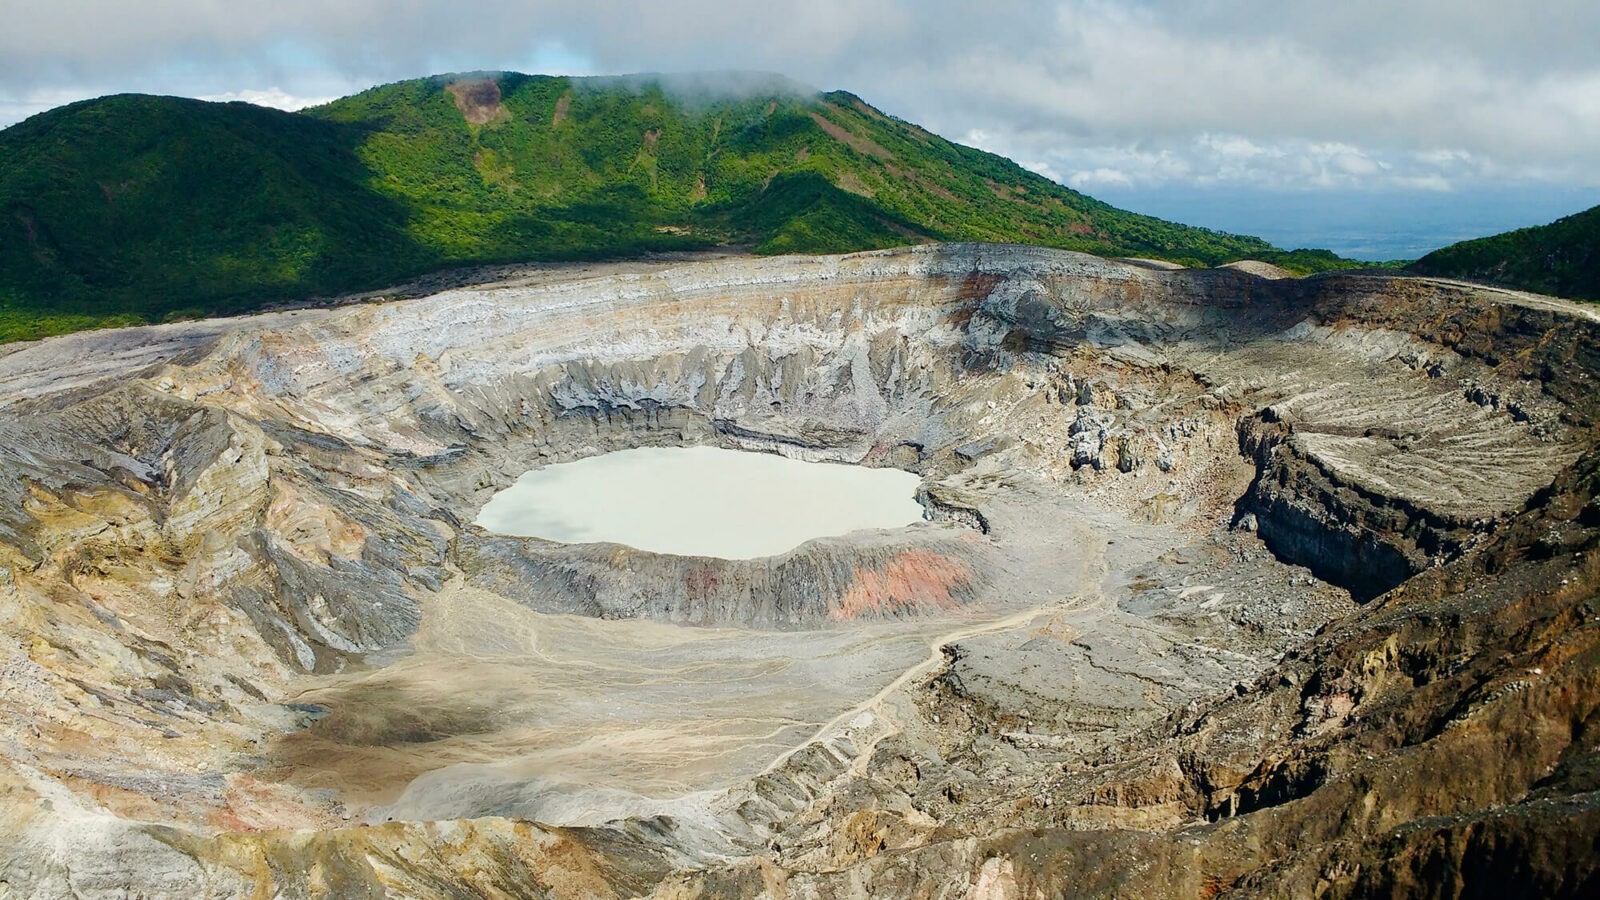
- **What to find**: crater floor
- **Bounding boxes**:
[1,244,1597,898]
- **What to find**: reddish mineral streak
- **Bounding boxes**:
[830,551,971,621]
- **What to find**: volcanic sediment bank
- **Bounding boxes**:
[1,244,1598,897]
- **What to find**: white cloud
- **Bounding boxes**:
[1018,160,1065,183]
[198,88,339,110]
[0,1,1595,193]
[1066,168,1133,189]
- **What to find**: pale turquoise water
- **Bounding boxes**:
[474,446,926,559]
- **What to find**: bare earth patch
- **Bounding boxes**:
[810,108,896,160]
[447,78,512,126]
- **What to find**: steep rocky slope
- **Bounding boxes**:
[0,245,1595,897]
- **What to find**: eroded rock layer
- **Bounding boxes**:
[0,244,1596,897]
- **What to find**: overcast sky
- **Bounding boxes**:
[4,1,1597,257]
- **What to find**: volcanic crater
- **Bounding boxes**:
[2,244,1598,896]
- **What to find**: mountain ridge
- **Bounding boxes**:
[1,70,1357,341]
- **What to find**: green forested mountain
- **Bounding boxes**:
[1409,203,1600,301]
[3,71,1320,340]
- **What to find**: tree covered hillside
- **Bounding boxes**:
[2,71,1320,340]
[1410,203,1600,301]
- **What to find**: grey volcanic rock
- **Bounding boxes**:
[0,244,1596,897]
[460,527,989,629]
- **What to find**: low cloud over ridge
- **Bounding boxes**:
[3,1,1597,197]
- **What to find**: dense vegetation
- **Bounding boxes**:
[1,72,1359,339]
[1252,248,1404,276]
[1410,203,1600,301]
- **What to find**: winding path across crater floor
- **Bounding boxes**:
[1,244,1598,897]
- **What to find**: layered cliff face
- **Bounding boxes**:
[0,245,1595,897]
